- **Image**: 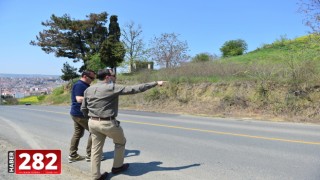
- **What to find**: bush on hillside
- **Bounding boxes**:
[52,86,65,96]
[220,39,248,57]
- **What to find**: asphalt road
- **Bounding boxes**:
[0,105,320,180]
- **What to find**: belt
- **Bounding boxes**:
[90,116,115,121]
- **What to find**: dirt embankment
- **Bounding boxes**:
[119,82,320,124]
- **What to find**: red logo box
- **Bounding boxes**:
[15,150,61,174]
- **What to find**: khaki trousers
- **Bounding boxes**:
[88,119,126,180]
[70,115,92,156]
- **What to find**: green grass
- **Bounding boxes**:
[37,84,71,105]
[18,96,39,104]
[43,92,70,105]
[225,34,320,63]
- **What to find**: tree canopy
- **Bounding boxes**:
[148,33,190,68]
[30,12,125,72]
[121,21,146,72]
[220,39,248,57]
[60,62,79,82]
[99,15,125,74]
[298,0,320,33]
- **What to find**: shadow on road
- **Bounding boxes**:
[102,149,140,161]
[109,161,201,178]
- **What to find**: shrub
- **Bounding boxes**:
[18,96,39,104]
[37,95,46,101]
[144,88,161,101]
[220,39,248,57]
[52,86,64,96]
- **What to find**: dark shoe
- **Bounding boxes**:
[97,172,108,180]
[111,163,129,174]
[68,154,85,163]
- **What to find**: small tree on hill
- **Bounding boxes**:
[61,62,79,83]
[192,52,217,63]
[148,33,190,68]
[99,15,126,74]
[122,21,146,73]
[220,39,248,57]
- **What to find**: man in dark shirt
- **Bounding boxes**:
[81,69,165,180]
[69,70,96,163]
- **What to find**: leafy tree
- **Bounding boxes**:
[87,54,105,72]
[99,15,125,74]
[122,21,146,72]
[220,39,248,57]
[61,62,79,82]
[148,33,190,68]
[298,0,320,33]
[192,52,217,63]
[30,12,123,72]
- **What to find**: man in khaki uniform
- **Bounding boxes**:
[81,68,165,180]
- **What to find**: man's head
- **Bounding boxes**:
[97,68,116,83]
[81,70,96,84]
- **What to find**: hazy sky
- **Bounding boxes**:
[0,0,310,75]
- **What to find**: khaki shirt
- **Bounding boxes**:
[81,81,157,118]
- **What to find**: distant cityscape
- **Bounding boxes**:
[0,74,66,98]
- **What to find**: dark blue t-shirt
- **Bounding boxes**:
[70,80,90,117]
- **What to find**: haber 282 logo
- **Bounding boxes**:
[8,150,61,174]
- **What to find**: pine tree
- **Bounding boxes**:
[61,62,79,83]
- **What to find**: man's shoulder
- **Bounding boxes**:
[85,83,101,91]
[74,80,89,87]
[73,80,82,87]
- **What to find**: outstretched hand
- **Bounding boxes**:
[157,81,168,86]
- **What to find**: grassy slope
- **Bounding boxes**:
[118,35,320,123]
[33,34,320,123]
[224,35,320,70]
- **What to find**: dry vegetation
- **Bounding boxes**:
[38,35,320,124]
[118,68,320,124]
[117,35,320,124]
